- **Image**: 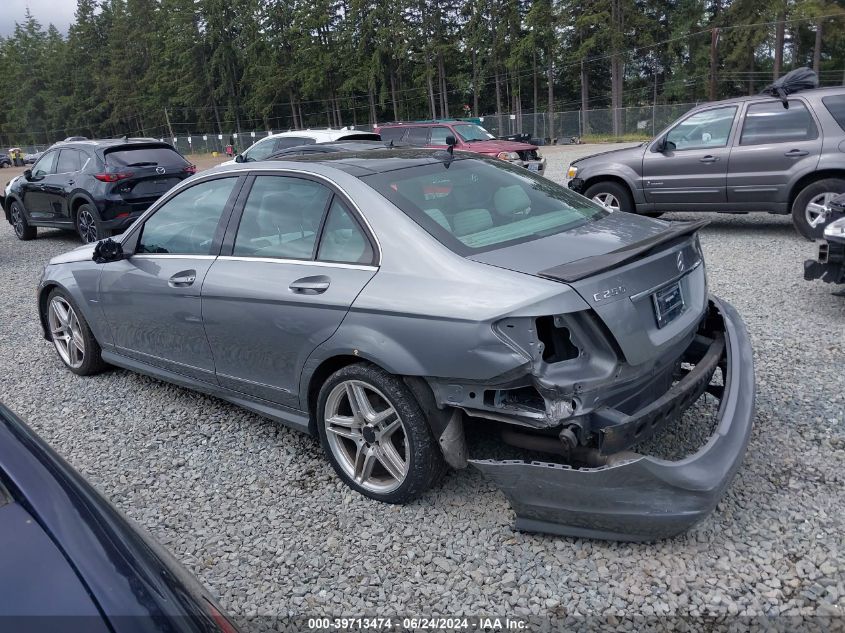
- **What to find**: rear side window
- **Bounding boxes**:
[56,149,83,173]
[822,95,845,131]
[740,100,818,145]
[233,176,331,259]
[406,127,430,145]
[106,146,188,167]
[138,178,236,255]
[378,128,406,142]
[317,198,373,264]
[275,137,317,150]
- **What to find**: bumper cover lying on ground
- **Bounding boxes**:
[470,297,755,541]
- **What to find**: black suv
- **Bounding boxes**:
[1,139,195,243]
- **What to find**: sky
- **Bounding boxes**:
[1,0,77,37]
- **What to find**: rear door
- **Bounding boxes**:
[103,145,192,209]
[726,99,821,208]
[45,148,85,221]
[642,105,739,209]
[202,174,377,408]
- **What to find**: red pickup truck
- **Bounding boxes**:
[374,120,546,175]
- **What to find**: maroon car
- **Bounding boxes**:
[375,121,546,174]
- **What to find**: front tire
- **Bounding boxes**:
[316,363,444,504]
[792,178,845,240]
[46,288,107,376]
[584,180,635,213]
[10,200,36,240]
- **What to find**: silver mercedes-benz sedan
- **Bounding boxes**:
[37,148,755,541]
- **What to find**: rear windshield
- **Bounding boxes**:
[822,95,845,132]
[105,146,188,167]
[361,157,608,255]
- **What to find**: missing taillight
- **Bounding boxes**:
[536,316,579,363]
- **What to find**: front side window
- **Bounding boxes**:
[32,151,58,177]
[362,157,607,255]
[317,199,373,264]
[665,106,737,151]
[137,177,236,255]
[429,126,452,145]
[233,176,331,259]
[243,138,276,162]
[740,100,818,145]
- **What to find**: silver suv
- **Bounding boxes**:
[566,86,845,238]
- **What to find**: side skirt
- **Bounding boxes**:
[101,350,313,435]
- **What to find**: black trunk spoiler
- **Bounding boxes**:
[538,219,709,283]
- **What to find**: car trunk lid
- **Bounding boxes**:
[469,216,709,366]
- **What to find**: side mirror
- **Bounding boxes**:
[92,238,125,264]
[234,154,245,163]
[23,169,32,181]
[655,137,675,153]
[445,134,457,147]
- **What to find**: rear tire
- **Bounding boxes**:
[584,181,635,213]
[316,363,445,504]
[76,203,104,243]
[9,200,36,240]
[791,178,845,240]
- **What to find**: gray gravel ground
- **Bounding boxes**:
[0,145,843,626]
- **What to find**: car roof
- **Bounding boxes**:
[46,138,179,153]
[269,140,396,158]
[215,148,472,177]
[689,85,845,109]
[261,128,379,143]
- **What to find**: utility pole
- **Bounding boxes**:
[709,28,719,101]
[164,107,175,141]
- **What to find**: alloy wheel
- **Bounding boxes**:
[592,192,620,211]
[11,204,24,238]
[48,296,86,369]
[78,208,98,243]
[323,380,409,494]
[805,192,839,228]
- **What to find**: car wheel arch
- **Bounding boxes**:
[304,354,365,434]
[38,282,62,340]
[788,169,845,210]
[70,195,96,219]
[582,174,636,201]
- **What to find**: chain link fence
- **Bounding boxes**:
[4,104,702,157]
[479,103,699,142]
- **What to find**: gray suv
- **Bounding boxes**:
[566,86,845,238]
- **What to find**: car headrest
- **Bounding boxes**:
[423,208,451,230]
[494,185,531,219]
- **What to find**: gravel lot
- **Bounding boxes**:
[0,145,843,625]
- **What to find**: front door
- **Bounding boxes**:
[642,105,738,209]
[727,99,822,208]
[98,176,241,382]
[43,149,85,221]
[202,175,377,408]
[21,150,59,220]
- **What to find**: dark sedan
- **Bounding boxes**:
[0,403,239,633]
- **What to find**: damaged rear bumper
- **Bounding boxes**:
[470,296,754,541]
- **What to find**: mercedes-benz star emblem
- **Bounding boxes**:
[676,251,685,272]
[155,167,166,175]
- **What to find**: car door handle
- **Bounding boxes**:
[784,149,809,157]
[289,275,330,294]
[168,270,197,287]
[699,155,719,163]
[68,179,75,185]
